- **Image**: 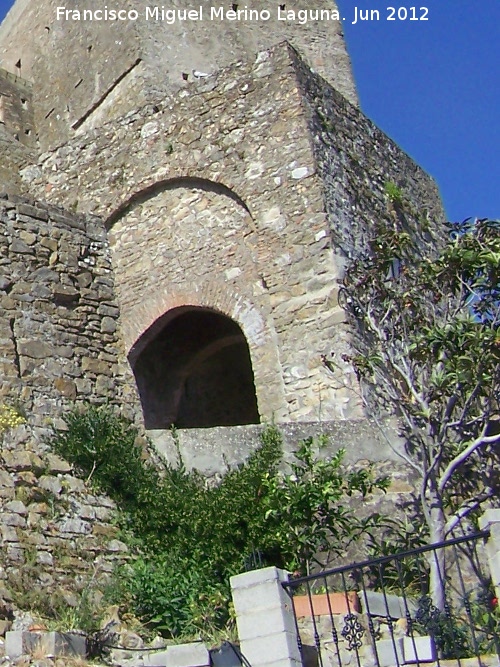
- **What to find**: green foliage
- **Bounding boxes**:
[384,181,404,205]
[367,517,429,593]
[413,589,500,660]
[50,405,154,503]
[263,436,389,573]
[110,554,231,639]
[340,217,500,543]
[49,408,388,638]
[415,596,472,659]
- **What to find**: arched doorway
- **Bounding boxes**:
[131,307,260,429]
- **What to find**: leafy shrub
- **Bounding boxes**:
[263,436,390,574]
[50,405,153,502]
[112,554,231,638]
[49,406,388,638]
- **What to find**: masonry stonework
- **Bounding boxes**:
[0,0,446,618]
[22,44,443,428]
[0,193,136,420]
[0,194,137,620]
[0,0,357,151]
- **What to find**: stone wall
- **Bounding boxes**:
[23,44,444,430]
[293,48,445,259]
[23,45,365,424]
[0,193,137,420]
[0,68,34,147]
[0,192,141,619]
[149,420,417,531]
[0,421,127,622]
[0,127,35,195]
[0,69,35,194]
[0,0,356,151]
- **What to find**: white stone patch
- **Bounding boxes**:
[223,128,245,146]
[140,121,159,138]
[276,252,292,267]
[233,299,266,346]
[260,206,286,232]
[245,161,265,180]
[290,366,308,379]
[254,61,273,78]
[254,50,270,65]
[225,267,242,280]
[291,166,311,180]
[315,229,327,241]
[274,176,282,186]
[20,165,43,183]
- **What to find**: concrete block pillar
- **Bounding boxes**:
[479,509,500,600]
[230,567,302,667]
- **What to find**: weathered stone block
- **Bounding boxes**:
[235,603,298,642]
[239,632,301,667]
[166,642,210,667]
[403,636,435,663]
[359,592,405,619]
[143,650,169,667]
[374,638,404,667]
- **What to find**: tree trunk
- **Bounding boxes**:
[427,484,446,611]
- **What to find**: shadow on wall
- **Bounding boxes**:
[130,306,260,429]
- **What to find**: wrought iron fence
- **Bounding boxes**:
[282,530,500,667]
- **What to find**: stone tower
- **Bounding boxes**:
[0,0,357,150]
[0,1,444,468]
[0,0,447,617]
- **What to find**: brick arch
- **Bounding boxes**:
[130,305,261,429]
[124,285,286,424]
[105,176,254,230]
[108,181,288,424]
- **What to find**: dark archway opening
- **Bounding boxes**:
[131,308,260,429]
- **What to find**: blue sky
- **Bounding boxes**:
[336,0,499,222]
[0,0,497,222]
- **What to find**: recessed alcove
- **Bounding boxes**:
[131,307,260,429]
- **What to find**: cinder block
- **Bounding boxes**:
[5,631,24,658]
[360,592,404,619]
[374,638,404,667]
[488,551,500,585]
[50,632,86,657]
[167,642,210,667]
[403,636,436,663]
[479,509,500,530]
[240,630,301,666]
[248,660,301,667]
[236,603,297,642]
[230,567,289,591]
[231,580,291,615]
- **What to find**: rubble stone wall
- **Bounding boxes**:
[23,45,362,423]
[24,44,443,427]
[0,193,137,420]
[0,0,356,151]
[0,193,141,618]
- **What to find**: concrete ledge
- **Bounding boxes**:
[5,631,86,659]
[143,642,210,667]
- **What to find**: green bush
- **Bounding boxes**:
[112,553,231,639]
[49,406,388,638]
[50,405,155,503]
